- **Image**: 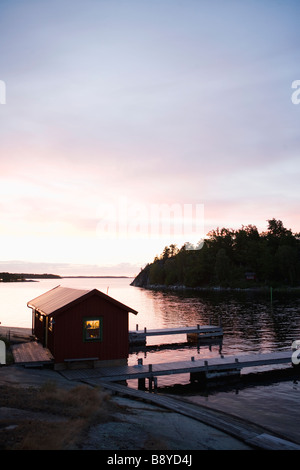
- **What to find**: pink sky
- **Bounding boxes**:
[0,1,300,276]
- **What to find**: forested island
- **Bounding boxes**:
[131,219,300,290]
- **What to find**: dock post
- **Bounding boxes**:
[136,324,138,331]
[148,376,157,392]
[138,378,146,390]
[190,359,207,383]
[148,364,153,392]
[137,358,145,389]
[204,360,209,379]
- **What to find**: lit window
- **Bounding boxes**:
[83,318,102,342]
[49,317,55,331]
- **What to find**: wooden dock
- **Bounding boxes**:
[11,341,54,366]
[60,350,294,386]
[129,324,223,346]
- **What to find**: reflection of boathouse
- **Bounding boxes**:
[27,286,137,369]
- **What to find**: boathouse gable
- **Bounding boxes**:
[27,286,137,369]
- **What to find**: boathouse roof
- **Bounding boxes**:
[27,285,138,316]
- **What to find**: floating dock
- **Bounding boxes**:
[129,324,223,346]
[60,350,295,389]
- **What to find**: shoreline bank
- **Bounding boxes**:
[130,283,300,294]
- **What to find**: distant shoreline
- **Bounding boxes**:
[61,276,134,279]
[0,273,134,282]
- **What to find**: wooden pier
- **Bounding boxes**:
[60,350,295,389]
[11,341,54,366]
[129,324,223,346]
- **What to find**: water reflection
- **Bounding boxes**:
[129,288,300,357]
[126,288,300,402]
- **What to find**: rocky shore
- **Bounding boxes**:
[0,364,253,450]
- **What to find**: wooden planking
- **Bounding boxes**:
[99,351,292,381]
[11,341,54,365]
[60,350,293,381]
[130,325,223,337]
[129,324,223,346]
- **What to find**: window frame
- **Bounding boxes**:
[82,317,103,342]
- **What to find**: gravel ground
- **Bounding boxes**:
[0,365,251,450]
[82,396,250,450]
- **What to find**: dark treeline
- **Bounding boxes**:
[0,273,61,282]
[132,219,300,289]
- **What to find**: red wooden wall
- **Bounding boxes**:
[36,294,130,363]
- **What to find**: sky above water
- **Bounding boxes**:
[1,0,300,276]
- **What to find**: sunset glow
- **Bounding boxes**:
[1,1,300,276]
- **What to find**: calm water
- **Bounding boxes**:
[1,277,300,443]
[1,277,300,365]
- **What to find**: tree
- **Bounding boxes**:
[214,248,231,285]
[275,245,298,285]
[267,219,291,238]
[162,246,171,259]
[149,261,165,284]
[169,244,179,257]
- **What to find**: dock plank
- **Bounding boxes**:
[11,341,54,365]
[129,325,223,337]
[129,324,223,346]
[60,350,293,382]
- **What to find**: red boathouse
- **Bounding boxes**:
[27,286,138,369]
